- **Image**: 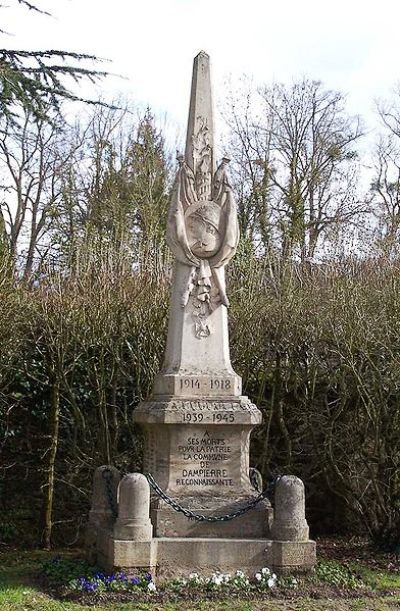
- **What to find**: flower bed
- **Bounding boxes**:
[38,552,400,604]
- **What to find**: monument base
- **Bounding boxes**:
[94,528,316,578]
[134,395,272,538]
[151,497,272,538]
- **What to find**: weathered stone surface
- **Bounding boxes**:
[114,473,152,541]
[270,475,309,542]
[88,465,120,529]
[135,396,267,538]
[135,397,261,424]
[103,536,272,578]
[98,534,315,578]
[96,529,156,573]
[110,539,156,572]
[267,540,316,574]
[185,51,214,180]
[136,399,261,494]
[86,466,120,562]
[151,498,272,538]
[156,538,272,580]
[96,527,112,566]
[153,372,242,397]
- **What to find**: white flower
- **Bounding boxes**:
[188,572,203,585]
[267,574,277,589]
[211,573,223,586]
[235,570,245,578]
[261,567,271,576]
[222,573,231,583]
[147,581,156,592]
[255,572,262,581]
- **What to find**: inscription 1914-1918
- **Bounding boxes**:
[180,378,232,391]
[175,430,234,487]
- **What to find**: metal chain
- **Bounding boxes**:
[101,466,279,524]
[146,473,279,523]
[102,467,118,519]
[249,467,262,493]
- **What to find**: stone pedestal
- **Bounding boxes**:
[134,396,272,538]
[94,534,316,578]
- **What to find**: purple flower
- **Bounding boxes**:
[117,572,128,583]
[144,572,153,583]
[130,576,140,586]
[82,579,98,593]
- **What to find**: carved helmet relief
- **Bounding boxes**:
[185,201,223,258]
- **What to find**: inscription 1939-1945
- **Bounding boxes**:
[182,412,235,423]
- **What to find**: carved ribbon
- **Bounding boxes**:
[166,159,239,310]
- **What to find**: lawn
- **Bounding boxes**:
[0,541,399,611]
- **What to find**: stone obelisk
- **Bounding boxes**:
[89,52,316,578]
[135,51,271,538]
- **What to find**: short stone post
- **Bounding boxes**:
[112,473,154,571]
[271,475,309,541]
[114,473,152,541]
[86,465,121,562]
[269,475,315,573]
[88,465,121,529]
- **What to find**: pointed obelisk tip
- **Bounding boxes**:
[195,50,210,60]
[185,51,214,178]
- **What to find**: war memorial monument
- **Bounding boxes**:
[87,52,316,578]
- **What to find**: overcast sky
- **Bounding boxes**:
[6,0,400,133]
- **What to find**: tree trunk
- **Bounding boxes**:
[41,377,60,549]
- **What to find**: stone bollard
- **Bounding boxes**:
[114,473,153,541]
[86,465,121,563]
[88,465,121,529]
[270,475,309,541]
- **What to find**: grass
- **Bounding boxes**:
[351,563,400,591]
[0,549,399,610]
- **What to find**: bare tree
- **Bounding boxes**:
[369,87,400,257]
[225,78,364,261]
[0,111,71,277]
